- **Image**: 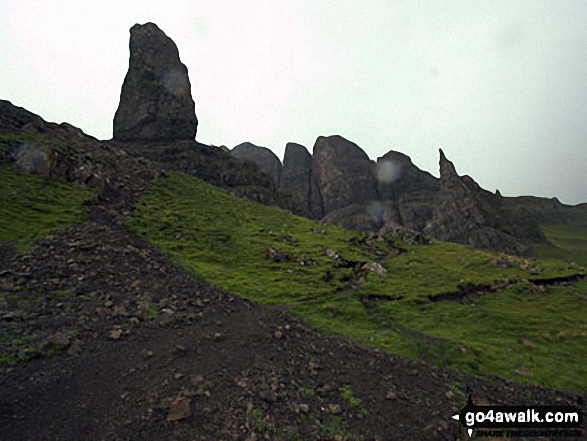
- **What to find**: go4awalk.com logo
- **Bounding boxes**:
[450,392,584,438]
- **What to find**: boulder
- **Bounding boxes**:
[113,23,197,142]
[231,142,282,187]
[11,141,52,176]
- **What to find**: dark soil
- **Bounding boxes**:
[0,177,585,440]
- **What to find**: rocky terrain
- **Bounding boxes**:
[1,22,585,440]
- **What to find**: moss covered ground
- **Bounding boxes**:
[127,171,587,392]
[0,164,95,251]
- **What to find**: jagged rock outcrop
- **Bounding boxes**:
[311,136,378,219]
[424,149,545,254]
[231,142,282,187]
[113,23,197,142]
[279,143,313,215]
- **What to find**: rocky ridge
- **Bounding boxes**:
[230,138,549,254]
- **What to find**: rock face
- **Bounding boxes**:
[280,143,313,215]
[423,149,545,254]
[311,136,378,219]
[231,142,282,187]
[113,23,197,142]
[375,150,439,232]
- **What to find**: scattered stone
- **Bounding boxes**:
[266,247,288,263]
[328,404,342,414]
[166,397,192,422]
[514,367,534,377]
[274,330,283,339]
[298,404,309,414]
[362,262,387,276]
[109,329,124,340]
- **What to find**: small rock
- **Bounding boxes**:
[298,404,309,414]
[274,330,283,339]
[67,339,83,356]
[109,329,123,340]
[166,397,192,422]
[445,391,455,400]
[518,338,538,349]
[328,404,341,414]
[514,367,534,377]
[191,375,204,385]
[386,391,397,400]
[48,332,71,349]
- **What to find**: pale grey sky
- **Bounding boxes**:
[1,1,586,204]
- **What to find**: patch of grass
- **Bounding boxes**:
[127,171,369,304]
[534,225,587,266]
[298,387,316,397]
[358,240,577,302]
[54,289,73,298]
[0,164,95,251]
[0,132,65,150]
[297,282,587,392]
[128,171,586,392]
[309,414,358,440]
[142,303,160,319]
[0,353,18,365]
[339,384,362,408]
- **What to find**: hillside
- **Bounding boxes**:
[0,154,585,439]
[1,21,586,440]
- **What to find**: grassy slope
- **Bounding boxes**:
[0,164,95,251]
[534,224,587,266]
[127,171,587,392]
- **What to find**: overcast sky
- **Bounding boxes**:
[1,1,586,204]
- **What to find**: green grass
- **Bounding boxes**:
[128,171,587,392]
[358,240,576,301]
[127,171,368,304]
[295,282,587,392]
[0,164,95,250]
[534,225,587,266]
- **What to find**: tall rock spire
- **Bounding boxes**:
[113,23,197,142]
